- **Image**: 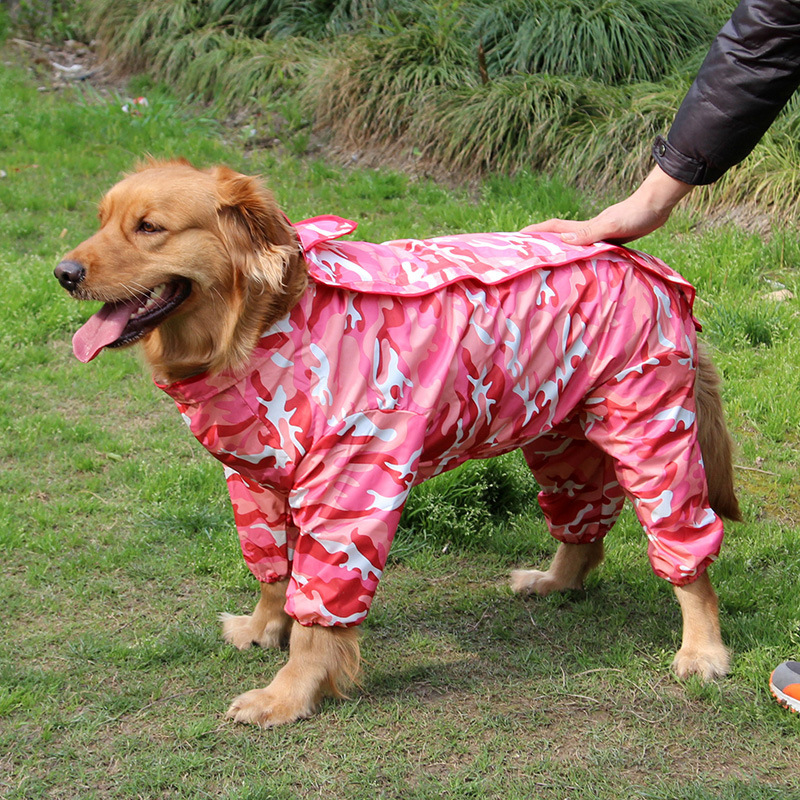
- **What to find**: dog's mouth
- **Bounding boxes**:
[72,279,192,363]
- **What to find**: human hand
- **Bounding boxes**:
[522,166,695,246]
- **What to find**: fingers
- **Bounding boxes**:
[521,219,578,234]
[522,167,687,247]
[520,218,604,246]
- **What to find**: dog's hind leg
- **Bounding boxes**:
[221,579,293,650]
[511,540,604,596]
[226,622,360,727]
[672,571,730,680]
[513,433,619,597]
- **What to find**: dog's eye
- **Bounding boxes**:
[138,220,163,234]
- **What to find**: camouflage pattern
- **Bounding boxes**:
[158,217,723,627]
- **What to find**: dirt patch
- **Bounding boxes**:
[700,204,776,238]
[8,36,121,92]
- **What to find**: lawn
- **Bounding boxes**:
[1,48,799,800]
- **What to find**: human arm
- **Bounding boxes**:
[522,165,694,245]
[525,0,800,246]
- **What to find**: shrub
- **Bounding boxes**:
[708,94,800,221]
[88,0,211,72]
[5,0,86,41]
[167,30,318,110]
[308,4,479,148]
[209,0,391,38]
[472,0,716,84]
[397,451,541,554]
[410,73,616,176]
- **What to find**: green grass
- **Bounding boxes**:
[1,51,799,800]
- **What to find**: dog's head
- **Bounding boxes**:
[55,160,306,381]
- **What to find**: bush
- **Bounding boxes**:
[397,451,542,555]
[472,0,716,84]
[410,73,617,176]
[209,0,390,38]
[308,4,480,148]
[4,0,87,41]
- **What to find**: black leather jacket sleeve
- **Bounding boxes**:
[653,0,800,185]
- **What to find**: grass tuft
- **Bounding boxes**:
[472,0,716,85]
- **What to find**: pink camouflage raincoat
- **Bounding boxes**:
[158,217,724,627]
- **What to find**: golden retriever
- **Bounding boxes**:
[55,159,740,727]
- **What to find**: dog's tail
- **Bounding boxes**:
[696,346,742,522]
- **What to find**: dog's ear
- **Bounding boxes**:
[212,167,297,293]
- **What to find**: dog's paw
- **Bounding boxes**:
[672,645,731,681]
[220,613,284,650]
[225,687,315,728]
[510,569,562,597]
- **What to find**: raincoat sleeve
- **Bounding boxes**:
[279,409,427,627]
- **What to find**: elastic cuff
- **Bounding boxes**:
[658,554,716,587]
[652,135,718,186]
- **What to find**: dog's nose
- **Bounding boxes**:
[54,260,86,292]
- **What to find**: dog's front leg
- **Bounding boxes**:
[672,571,730,680]
[221,579,293,650]
[226,622,361,727]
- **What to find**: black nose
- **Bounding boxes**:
[54,260,86,292]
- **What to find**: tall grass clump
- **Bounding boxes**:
[704,93,800,221]
[307,0,712,174]
[567,75,696,189]
[371,69,694,187]
[167,30,320,111]
[472,0,716,84]
[209,0,391,38]
[310,3,480,147]
[86,0,390,71]
[86,2,324,112]
[396,452,541,558]
[0,6,9,44]
[408,73,615,176]
[87,0,210,73]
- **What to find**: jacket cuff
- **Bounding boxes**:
[652,135,718,186]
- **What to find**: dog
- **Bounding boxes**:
[55,159,741,727]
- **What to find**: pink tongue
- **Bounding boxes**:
[72,299,140,363]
